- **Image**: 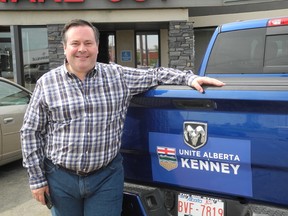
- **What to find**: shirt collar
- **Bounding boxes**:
[63,59,97,79]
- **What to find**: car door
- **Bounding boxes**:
[0,79,31,166]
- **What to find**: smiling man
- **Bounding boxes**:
[64,23,99,81]
[20,19,224,216]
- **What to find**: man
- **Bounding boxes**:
[21,19,224,216]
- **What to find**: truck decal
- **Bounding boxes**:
[157,146,178,171]
[184,121,207,149]
[150,132,252,197]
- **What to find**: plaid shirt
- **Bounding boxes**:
[21,62,196,189]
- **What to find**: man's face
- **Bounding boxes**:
[63,25,99,74]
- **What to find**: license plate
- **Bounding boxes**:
[178,193,225,216]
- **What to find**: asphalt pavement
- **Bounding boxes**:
[0,160,50,216]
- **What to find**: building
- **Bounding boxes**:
[0,0,287,91]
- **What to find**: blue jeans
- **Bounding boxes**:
[44,154,124,216]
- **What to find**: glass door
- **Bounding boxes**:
[0,28,13,81]
[21,27,49,91]
[136,32,159,69]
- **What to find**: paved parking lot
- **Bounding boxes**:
[0,160,50,216]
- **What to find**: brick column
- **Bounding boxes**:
[47,24,65,69]
[169,21,194,71]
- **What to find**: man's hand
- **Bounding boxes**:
[191,77,225,93]
[32,186,49,206]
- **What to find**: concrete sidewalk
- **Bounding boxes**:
[0,160,50,216]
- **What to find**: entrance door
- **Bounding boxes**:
[0,27,13,81]
[136,31,159,69]
[97,32,116,64]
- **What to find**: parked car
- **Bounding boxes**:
[0,77,31,166]
[24,63,49,84]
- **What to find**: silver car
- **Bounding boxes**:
[0,77,31,166]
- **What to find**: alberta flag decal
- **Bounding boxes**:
[157,146,178,171]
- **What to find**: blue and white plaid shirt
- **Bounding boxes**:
[21,62,196,189]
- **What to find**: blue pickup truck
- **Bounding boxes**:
[121,17,288,216]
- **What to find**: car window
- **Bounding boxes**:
[0,80,30,106]
[264,35,288,66]
[206,28,266,74]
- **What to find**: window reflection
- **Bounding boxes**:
[265,35,288,66]
[21,27,49,91]
[0,27,13,81]
[109,34,116,63]
[136,32,159,69]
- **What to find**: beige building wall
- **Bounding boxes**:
[0,9,188,25]
[160,29,169,68]
[110,11,172,68]
[116,30,135,67]
[0,9,186,68]
[116,29,170,68]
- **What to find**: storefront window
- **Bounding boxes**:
[136,32,159,68]
[0,28,13,81]
[21,27,49,91]
[109,34,116,63]
[96,32,115,64]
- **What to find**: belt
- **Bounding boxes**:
[45,158,97,177]
[45,154,120,177]
[57,164,100,177]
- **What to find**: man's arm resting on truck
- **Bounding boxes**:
[190,76,225,93]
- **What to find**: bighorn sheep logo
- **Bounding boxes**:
[183,122,207,149]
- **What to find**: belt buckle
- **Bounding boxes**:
[76,170,88,176]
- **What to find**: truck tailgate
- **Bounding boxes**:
[121,77,288,207]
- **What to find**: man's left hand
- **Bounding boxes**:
[191,77,225,93]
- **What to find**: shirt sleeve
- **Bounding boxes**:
[20,81,48,190]
[119,65,198,95]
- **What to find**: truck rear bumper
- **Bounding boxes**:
[122,182,288,216]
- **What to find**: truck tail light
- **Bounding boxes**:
[110,0,145,2]
[268,17,288,26]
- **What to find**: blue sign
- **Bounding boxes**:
[121,50,131,62]
[149,132,252,197]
